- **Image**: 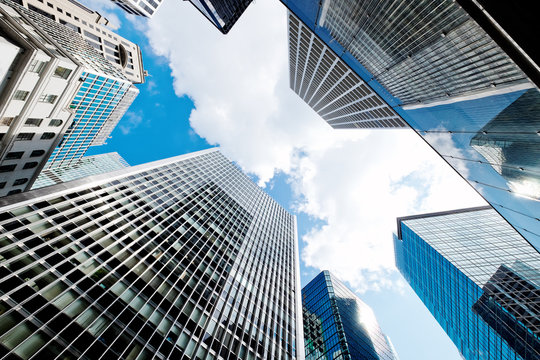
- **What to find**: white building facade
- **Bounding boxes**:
[19,0,146,84]
[0,3,82,197]
[0,0,138,196]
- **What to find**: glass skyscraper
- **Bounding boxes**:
[302,271,397,360]
[43,76,137,170]
[32,152,129,189]
[188,0,253,34]
[394,206,540,360]
[0,148,303,359]
[280,0,540,252]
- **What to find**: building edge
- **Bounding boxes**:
[293,215,305,359]
[0,147,219,210]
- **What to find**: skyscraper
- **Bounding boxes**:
[0,0,140,172]
[110,0,163,18]
[394,206,540,360]
[0,148,304,359]
[20,0,146,84]
[43,82,137,170]
[453,0,539,88]
[0,2,83,197]
[303,271,397,360]
[32,152,129,189]
[188,0,253,34]
[287,13,407,129]
[281,0,540,251]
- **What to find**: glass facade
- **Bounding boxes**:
[44,73,136,170]
[394,207,540,360]
[280,0,540,251]
[302,271,396,360]
[0,148,303,359]
[287,13,407,129]
[188,0,253,34]
[32,152,129,189]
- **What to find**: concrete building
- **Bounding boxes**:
[0,3,83,198]
[0,0,138,196]
[32,152,129,189]
[394,207,540,359]
[19,0,146,84]
[0,148,304,359]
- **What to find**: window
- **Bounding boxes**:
[16,133,34,141]
[13,178,28,186]
[59,19,79,33]
[48,119,63,127]
[7,189,22,195]
[14,90,29,101]
[25,118,42,127]
[39,94,58,104]
[0,133,4,141]
[27,4,54,20]
[83,30,100,42]
[40,132,55,140]
[29,59,46,74]
[30,150,45,157]
[0,182,5,189]
[0,117,14,126]
[23,162,38,169]
[0,164,16,173]
[6,151,24,160]
[47,2,53,7]
[54,67,72,79]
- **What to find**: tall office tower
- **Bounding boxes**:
[19,0,146,84]
[287,13,407,129]
[0,3,83,198]
[32,152,129,189]
[2,0,139,174]
[453,0,539,88]
[313,0,529,105]
[303,271,397,360]
[110,0,162,18]
[282,0,540,251]
[0,148,304,360]
[43,81,137,171]
[188,0,253,34]
[394,207,540,360]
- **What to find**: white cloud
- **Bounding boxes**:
[145,0,486,291]
[119,110,143,135]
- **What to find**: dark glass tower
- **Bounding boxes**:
[281,0,540,251]
[188,0,253,34]
[302,271,397,360]
[394,206,540,360]
[0,149,303,359]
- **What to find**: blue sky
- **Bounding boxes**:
[84,0,489,358]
